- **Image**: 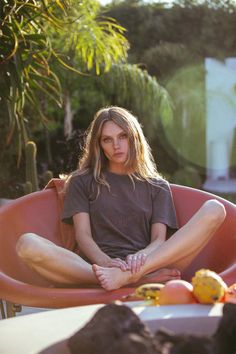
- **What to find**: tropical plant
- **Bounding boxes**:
[0,0,66,164]
[0,0,175,198]
[32,62,174,177]
[42,63,173,140]
[98,63,173,139]
[0,0,129,162]
[0,0,129,197]
[47,0,129,138]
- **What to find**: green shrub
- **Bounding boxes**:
[171,166,202,189]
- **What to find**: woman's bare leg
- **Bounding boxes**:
[16,234,180,286]
[129,268,181,287]
[93,199,226,290]
[16,233,98,285]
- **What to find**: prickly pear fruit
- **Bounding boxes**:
[192,269,227,304]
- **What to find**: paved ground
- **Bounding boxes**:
[1,301,51,319]
[16,306,51,317]
[204,178,236,194]
[0,198,13,207]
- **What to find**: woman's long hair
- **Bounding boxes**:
[67,106,163,190]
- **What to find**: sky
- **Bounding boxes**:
[99,0,176,7]
[100,0,236,5]
[100,0,160,4]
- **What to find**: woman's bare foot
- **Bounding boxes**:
[92,264,136,291]
[92,265,181,291]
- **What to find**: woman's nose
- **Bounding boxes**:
[113,138,120,149]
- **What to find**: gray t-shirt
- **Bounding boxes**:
[61,171,178,260]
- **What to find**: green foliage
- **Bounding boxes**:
[107,0,236,174]
[0,0,130,196]
[48,63,173,145]
[0,0,68,160]
[29,61,174,182]
[99,64,173,138]
[171,166,202,188]
[43,170,54,185]
[23,181,33,195]
[0,0,129,157]
[51,1,129,75]
[108,0,236,80]
[4,0,236,196]
[141,43,198,79]
[25,141,39,192]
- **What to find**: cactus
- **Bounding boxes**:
[23,181,33,195]
[43,170,54,186]
[25,141,39,192]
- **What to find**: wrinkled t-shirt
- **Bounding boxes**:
[61,171,178,260]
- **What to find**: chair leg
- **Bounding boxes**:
[0,299,6,319]
[6,301,22,318]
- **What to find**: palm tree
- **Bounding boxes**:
[0,0,128,162]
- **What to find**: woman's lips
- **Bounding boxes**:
[113,152,124,157]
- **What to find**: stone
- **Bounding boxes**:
[68,303,158,354]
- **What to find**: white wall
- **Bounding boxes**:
[205,58,236,180]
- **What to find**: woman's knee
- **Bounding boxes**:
[16,233,45,263]
[201,199,226,225]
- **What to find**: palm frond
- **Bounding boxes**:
[99,64,173,138]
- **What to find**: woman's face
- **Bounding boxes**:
[100,120,129,173]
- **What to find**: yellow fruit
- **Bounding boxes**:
[192,269,228,304]
[158,280,197,305]
[135,283,164,300]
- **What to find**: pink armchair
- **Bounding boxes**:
[0,181,235,316]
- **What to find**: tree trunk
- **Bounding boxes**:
[64,92,74,139]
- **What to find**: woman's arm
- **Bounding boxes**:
[126,222,167,273]
[73,213,128,270]
[144,222,167,254]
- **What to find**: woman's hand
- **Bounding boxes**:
[126,252,147,274]
[107,258,129,271]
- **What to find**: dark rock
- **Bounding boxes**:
[213,303,236,354]
[68,303,158,354]
[67,302,236,354]
[154,329,214,354]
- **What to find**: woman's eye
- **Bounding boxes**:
[119,134,127,140]
[103,137,112,143]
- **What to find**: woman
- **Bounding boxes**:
[16,106,226,290]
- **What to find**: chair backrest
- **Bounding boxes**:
[171,184,236,280]
[0,184,235,286]
[0,188,66,286]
